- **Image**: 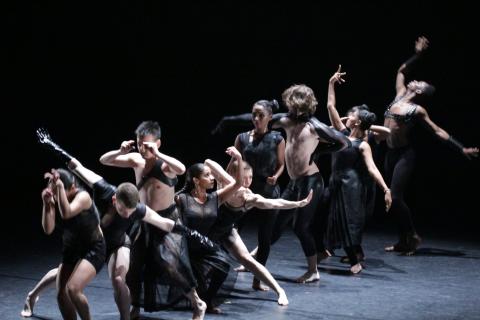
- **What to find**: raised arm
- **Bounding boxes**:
[359,142,392,212]
[369,125,391,143]
[216,147,244,205]
[41,186,56,235]
[326,65,347,131]
[417,106,479,159]
[204,158,235,189]
[99,140,140,168]
[396,36,429,97]
[52,170,92,220]
[245,190,312,210]
[141,142,186,176]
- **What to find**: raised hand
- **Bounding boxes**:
[226,146,242,160]
[415,36,429,53]
[329,64,346,85]
[120,140,136,154]
[36,128,74,164]
[41,188,55,205]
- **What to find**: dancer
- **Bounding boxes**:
[100,121,206,319]
[383,36,478,255]
[325,66,392,273]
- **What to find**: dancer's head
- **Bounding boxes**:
[407,80,435,105]
[56,168,80,200]
[227,160,253,188]
[346,105,377,131]
[135,121,162,159]
[251,99,279,131]
[182,163,215,194]
[113,182,140,218]
[282,84,318,120]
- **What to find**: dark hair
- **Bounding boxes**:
[347,104,370,115]
[135,121,161,139]
[412,83,436,106]
[177,163,205,194]
[254,99,280,115]
[57,168,76,190]
[357,110,377,131]
[116,182,139,209]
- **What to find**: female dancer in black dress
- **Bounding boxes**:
[176,146,243,314]
[325,66,392,273]
[227,99,286,289]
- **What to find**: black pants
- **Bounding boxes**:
[271,173,324,257]
[384,146,416,241]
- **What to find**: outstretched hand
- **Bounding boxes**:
[329,64,346,85]
[463,147,479,160]
[415,36,429,53]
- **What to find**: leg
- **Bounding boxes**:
[66,259,97,320]
[57,263,77,320]
[108,247,130,320]
[227,229,288,306]
[344,247,362,274]
[184,288,206,320]
[126,228,147,319]
[21,267,58,317]
[252,208,277,290]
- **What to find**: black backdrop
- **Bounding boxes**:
[4,1,479,242]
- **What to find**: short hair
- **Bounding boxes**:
[227,160,252,176]
[282,84,318,117]
[135,121,161,139]
[116,182,140,209]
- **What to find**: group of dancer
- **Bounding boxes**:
[22,36,477,320]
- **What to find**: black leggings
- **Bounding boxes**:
[384,147,416,240]
[271,173,324,257]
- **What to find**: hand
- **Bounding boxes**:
[120,140,135,154]
[329,64,346,85]
[142,141,158,154]
[299,190,313,207]
[41,188,55,205]
[226,146,242,160]
[463,147,479,160]
[384,190,392,212]
[49,169,63,189]
[266,175,278,185]
[414,36,429,53]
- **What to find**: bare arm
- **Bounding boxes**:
[216,147,244,205]
[205,158,235,189]
[267,138,286,186]
[417,107,479,159]
[142,206,175,232]
[99,140,140,168]
[68,158,103,188]
[326,65,347,131]
[245,190,312,210]
[396,36,429,97]
[41,188,56,235]
[226,135,242,179]
[359,142,392,212]
[142,141,186,176]
[369,125,391,143]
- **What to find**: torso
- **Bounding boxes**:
[384,98,418,148]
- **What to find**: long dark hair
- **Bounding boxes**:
[176,163,205,195]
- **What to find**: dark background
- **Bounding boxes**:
[4,1,479,243]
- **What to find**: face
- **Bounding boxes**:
[242,168,253,188]
[112,196,136,218]
[252,105,271,131]
[407,80,428,94]
[136,134,160,159]
[194,167,215,190]
[345,110,359,129]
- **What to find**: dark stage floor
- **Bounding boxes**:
[1,226,479,320]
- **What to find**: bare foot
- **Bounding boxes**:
[350,263,363,274]
[130,306,140,320]
[295,271,320,283]
[252,279,270,291]
[277,288,289,306]
[234,265,249,272]
[20,294,38,317]
[192,300,206,320]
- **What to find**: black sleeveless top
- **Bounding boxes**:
[137,159,178,190]
[237,130,283,180]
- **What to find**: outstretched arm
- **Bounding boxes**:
[246,190,312,210]
[359,142,392,212]
[211,113,253,135]
[417,107,479,159]
[396,36,429,97]
[326,65,347,131]
[308,117,351,164]
[143,205,175,232]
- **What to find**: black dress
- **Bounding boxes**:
[326,133,369,252]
